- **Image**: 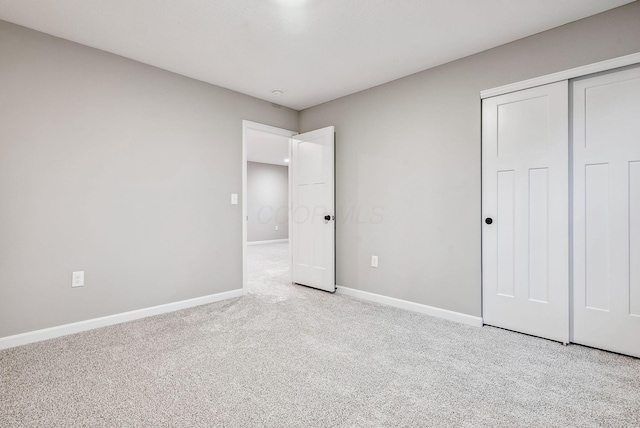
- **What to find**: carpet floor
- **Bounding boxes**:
[1,242,639,427]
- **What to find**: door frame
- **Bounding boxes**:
[480,52,640,338]
[242,120,298,293]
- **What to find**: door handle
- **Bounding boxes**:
[485,217,493,225]
[324,215,334,222]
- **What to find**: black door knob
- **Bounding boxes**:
[324,215,331,221]
[485,218,493,225]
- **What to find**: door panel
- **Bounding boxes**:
[584,163,610,311]
[572,66,640,358]
[482,81,569,343]
[496,170,515,297]
[291,126,335,292]
[528,167,549,303]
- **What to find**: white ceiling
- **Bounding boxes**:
[247,129,290,166]
[0,0,634,110]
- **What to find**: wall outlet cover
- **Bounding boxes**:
[72,271,85,287]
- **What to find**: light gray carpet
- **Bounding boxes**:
[1,242,639,427]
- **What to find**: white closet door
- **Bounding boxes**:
[572,66,640,358]
[482,81,569,343]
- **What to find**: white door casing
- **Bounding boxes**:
[572,65,640,358]
[482,81,569,343]
[291,126,335,292]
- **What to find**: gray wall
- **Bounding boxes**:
[0,21,297,337]
[299,2,640,317]
[247,162,289,242]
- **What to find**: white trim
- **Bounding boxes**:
[481,52,640,99]
[242,121,297,293]
[247,239,289,246]
[336,286,483,327]
[0,289,244,351]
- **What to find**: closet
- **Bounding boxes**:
[482,60,640,358]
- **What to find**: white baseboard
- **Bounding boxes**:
[247,239,289,246]
[0,289,244,351]
[336,286,483,327]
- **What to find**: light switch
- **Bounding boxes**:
[231,193,238,205]
[371,256,379,268]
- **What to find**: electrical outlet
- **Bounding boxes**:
[72,271,85,287]
[371,255,378,268]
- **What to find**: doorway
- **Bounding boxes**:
[242,121,297,295]
[242,121,337,295]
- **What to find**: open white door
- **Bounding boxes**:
[291,126,335,292]
[482,81,569,343]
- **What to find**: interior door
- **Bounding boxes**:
[291,126,335,292]
[572,65,640,358]
[482,81,569,342]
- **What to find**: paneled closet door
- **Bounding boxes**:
[572,66,640,358]
[482,81,569,343]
